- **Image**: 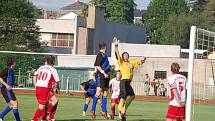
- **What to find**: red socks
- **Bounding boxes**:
[111,105,115,116]
[50,103,58,119]
[47,104,54,113]
[32,108,44,121]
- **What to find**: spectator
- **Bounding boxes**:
[144,74,150,96]
[158,83,167,96]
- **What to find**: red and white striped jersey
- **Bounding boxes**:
[34,65,60,89]
[168,74,186,107]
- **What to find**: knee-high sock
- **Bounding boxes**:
[101,96,107,113]
[47,103,54,114]
[32,108,44,121]
[49,103,58,120]
[111,104,115,116]
[83,103,88,112]
[0,106,12,118]
[125,97,134,110]
[41,108,47,120]
[13,108,21,121]
[118,99,125,113]
[91,95,98,112]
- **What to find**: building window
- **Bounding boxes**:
[154,71,167,79]
[51,33,74,48]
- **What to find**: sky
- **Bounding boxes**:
[30,0,151,11]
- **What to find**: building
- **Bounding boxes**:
[36,4,147,55]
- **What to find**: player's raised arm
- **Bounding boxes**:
[114,39,123,64]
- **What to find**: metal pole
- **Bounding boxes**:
[186,26,197,121]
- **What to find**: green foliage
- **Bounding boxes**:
[80,0,136,24]
[145,0,189,44]
[0,0,42,52]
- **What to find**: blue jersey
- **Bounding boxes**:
[86,79,97,95]
[94,52,111,73]
[0,67,15,88]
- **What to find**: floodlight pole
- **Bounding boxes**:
[186,26,197,121]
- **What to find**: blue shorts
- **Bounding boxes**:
[1,87,16,103]
[84,92,95,98]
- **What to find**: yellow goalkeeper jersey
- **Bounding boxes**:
[115,51,144,80]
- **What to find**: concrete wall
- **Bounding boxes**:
[85,5,147,55]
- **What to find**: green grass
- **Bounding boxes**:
[0,94,215,121]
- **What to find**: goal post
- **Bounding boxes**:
[186,26,197,121]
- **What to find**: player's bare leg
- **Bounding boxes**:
[166,119,173,121]
[118,98,126,120]
[10,100,21,121]
[46,95,58,121]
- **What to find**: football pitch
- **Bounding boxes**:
[0,94,215,121]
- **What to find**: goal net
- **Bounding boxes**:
[187,26,215,121]
[0,51,95,93]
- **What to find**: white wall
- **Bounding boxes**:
[36,19,76,33]
[39,33,52,46]
[58,12,77,20]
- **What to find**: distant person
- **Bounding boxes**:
[80,73,97,116]
[158,83,167,96]
[166,63,186,121]
[144,74,150,96]
[0,58,21,121]
[109,70,121,120]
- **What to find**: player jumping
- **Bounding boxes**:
[91,42,111,119]
[109,70,121,120]
[114,39,146,121]
[32,55,60,121]
[80,73,97,116]
[0,57,21,121]
[166,63,186,121]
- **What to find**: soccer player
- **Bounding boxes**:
[0,57,21,121]
[109,70,121,120]
[32,55,60,121]
[91,42,111,119]
[114,40,146,120]
[80,73,97,116]
[166,63,186,121]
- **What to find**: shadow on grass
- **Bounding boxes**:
[57,119,94,121]
[57,119,164,121]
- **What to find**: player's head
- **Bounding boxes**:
[44,55,55,66]
[161,83,165,88]
[122,52,129,61]
[171,63,180,74]
[115,70,121,80]
[99,42,107,52]
[92,72,96,80]
[7,57,16,69]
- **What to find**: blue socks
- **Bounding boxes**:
[91,95,98,112]
[13,108,21,121]
[102,96,107,113]
[0,106,12,118]
[83,104,88,112]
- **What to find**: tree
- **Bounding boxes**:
[145,0,189,44]
[0,0,42,52]
[80,0,136,24]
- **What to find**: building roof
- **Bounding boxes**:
[61,1,86,11]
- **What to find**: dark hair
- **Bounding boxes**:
[93,72,96,76]
[115,70,121,77]
[121,52,129,60]
[7,57,16,67]
[99,42,107,50]
[171,63,180,74]
[44,55,55,65]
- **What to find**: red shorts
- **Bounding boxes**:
[36,87,50,105]
[166,105,185,120]
[48,90,55,100]
[111,98,120,104]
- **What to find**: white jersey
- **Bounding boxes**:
[168,74,186,107]
[34,65,60,88]
[109,78,120,99]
